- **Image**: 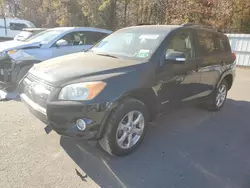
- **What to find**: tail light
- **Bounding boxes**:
[232,53,236,61]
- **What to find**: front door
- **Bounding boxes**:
[155,29,202,112]
[50,31,108,59]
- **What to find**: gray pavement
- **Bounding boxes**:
[1,68,250,188]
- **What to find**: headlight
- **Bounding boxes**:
[8,50,18,55]
[58,81,106,101]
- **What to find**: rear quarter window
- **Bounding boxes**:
[197,31,231,56]
[214,35,226,53]
[197,31,216,56]
[214,34,232,53]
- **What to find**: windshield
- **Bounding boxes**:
[90,28,169,60]
[27,21,36,28]
[25,30,64,43]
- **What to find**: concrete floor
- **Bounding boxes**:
[0,68,250,188]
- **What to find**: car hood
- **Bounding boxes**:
[0,40,40,53]
[30,52,142,86]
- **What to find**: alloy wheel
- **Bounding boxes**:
[116,111,145,149]
[216,84,227,108]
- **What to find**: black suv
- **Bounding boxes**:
[19,24,236,156]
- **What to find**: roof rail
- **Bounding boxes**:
[182,23,194,26]
[182,23,211,28]
[136,23,152,26]
[182,23,223,33]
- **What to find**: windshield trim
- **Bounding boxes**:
[24,29,66,43]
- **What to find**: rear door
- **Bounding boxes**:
[196,30,231,97]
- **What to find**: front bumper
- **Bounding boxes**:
[20,93,113,140]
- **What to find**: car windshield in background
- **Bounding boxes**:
[25,30,64,43]
[90,28,169,60]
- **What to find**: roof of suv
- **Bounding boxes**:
[125,24,222,34]
[123,25,180,31]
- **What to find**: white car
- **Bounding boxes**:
[0,18,35,40]
[14,28,47,41]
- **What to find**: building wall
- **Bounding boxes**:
[226,34,250,66]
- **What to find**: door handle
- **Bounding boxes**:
[220,60,226,66]
[175,76,184,83]
[194,65,199,72]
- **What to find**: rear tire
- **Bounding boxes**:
[99,98,149,156]
[202,79,228,111]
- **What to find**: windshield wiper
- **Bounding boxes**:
[96,53,118,59]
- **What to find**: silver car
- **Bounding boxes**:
[0,27,112,87]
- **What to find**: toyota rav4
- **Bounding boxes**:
[19,24,236,156]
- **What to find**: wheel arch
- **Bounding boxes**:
[11,60,41,84]
[217,71,234,91]
[124,88,159,121]
[97,88,159,139]
[223,74,233,90]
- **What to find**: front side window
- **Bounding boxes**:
[90,28,169,60]
[59,32,85,46]
[55,31,107,46]
[10,23,27,31]
[165,30,194,60]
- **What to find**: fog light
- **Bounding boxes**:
[76,119,86,131]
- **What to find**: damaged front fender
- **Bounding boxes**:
[0,57,40,86]
[0,57,15,84]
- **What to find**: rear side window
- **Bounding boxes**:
[10,23,28,31]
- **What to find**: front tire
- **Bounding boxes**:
[99,98,149,156]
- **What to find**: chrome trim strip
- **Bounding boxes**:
[161,100,169,105]
[20,93,47,115]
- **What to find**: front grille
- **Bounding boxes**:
[22,74,53,108]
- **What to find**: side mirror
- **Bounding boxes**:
[165,51,186,64]
[56,39,68,47]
